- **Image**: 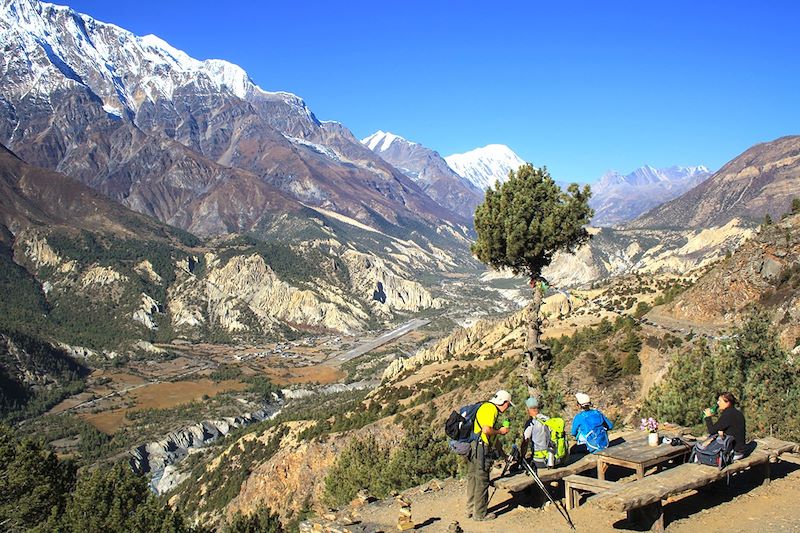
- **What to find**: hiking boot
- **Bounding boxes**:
[474,513,497,521]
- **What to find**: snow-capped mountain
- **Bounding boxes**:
[597,165,710,188]
[0,0,312,120]
[362,130,410,153]
[445,144,527,190]
[0,0,469,242]
[590,165,712,226]
[361,131,483,220]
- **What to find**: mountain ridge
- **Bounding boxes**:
[361,130,483,221]
[590,164,712,226]
[0,0,471,246]
[628,135,800,229]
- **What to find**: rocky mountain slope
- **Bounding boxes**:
[651,212,800,350]
[362,131,483,221]
[0,0,470,246]
[629,136,800,229]
[0,146,452,354]
[590,165,711,226]
[541,220,753,288]
[445,144,526,190]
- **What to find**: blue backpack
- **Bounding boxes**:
[575,410,611,452]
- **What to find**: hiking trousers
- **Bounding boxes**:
[466,440,491,519]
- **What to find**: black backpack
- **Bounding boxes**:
[689,434,735,469]
[444,402,485,442]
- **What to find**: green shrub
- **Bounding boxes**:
[643,310,799,440]
[224,508,283,533]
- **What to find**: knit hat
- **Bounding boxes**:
[525,396,540,408]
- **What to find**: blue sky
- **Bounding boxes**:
[63,1,800,183]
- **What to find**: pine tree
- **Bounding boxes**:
[472,164,593,393]
[61,462,187,533]
[0,426,76,531]
[224,508,283,533]
[643,340,715,426]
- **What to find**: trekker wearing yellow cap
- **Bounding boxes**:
[466,389,513,521]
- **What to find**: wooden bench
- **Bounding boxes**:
[491,453,598,493]
[563,474,617,510]
[589,437,799,532]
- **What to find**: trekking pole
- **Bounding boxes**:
[520,456,576,530]
[487,444,517,506]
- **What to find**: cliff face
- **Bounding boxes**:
[652,213,800,349]
[541,221,754,289]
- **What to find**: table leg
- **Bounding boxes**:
[636,464,645,479]
[598,460,608,481]
[762,461,771,486]
[565,482,574,510]
[627,501,664,532]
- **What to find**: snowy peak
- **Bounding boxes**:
[360,130,483,220]
[590,164,713,226]
[0,0,291,111]
[444,144,526,190]
[597,165,711,189]
[361,130,415,153]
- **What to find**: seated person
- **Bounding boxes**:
[704,391,747,460]
[570,392,613,453]
[519,396,553,466]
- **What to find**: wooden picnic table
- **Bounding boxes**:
[595,434,690,480]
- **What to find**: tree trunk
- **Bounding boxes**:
[521,278,545,396]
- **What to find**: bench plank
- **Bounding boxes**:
[492,454,597,492]
[563,474,618,491]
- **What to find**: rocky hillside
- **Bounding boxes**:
[590,165,711,226]
[164,282,692,527]
[362,131,483,221]
[629,136,800,229]
[651,212,800,350]
[531,220,753,289]
[0,146,454,351]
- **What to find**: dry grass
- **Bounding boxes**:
[80,379,247,434]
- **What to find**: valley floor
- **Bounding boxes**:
[351,457,800,532]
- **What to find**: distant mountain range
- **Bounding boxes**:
[361,131,483,220]
[590,165,712,226]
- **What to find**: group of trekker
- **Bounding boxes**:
[458,389,747,522]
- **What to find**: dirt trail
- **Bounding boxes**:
[353,458,800,532]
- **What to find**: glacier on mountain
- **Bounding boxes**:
[444,144,527,190]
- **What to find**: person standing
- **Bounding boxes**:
[704,391,747,460]
[570,392,613,453]
[466,389,513,521]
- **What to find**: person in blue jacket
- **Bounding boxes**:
[570,392,613,453]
